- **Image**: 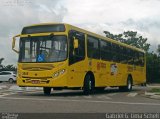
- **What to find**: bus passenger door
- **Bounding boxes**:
[68,30,86,87]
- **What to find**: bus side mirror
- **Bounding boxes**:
[73,37,79,49]
[12,34,20,53]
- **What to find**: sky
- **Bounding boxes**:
[0,0,160,65]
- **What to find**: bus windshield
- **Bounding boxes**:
[19,35,67,63]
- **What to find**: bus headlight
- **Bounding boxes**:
[53,69,65,78]
[53,72,59,77]
[59,69,65,75]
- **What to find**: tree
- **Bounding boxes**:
[0,58,17,71]
[0,58,4,65]
[157,44,160,57]
[146,52,160,83]
[104,31,150,52]
[3,65,17,71]
[0,58,4,70]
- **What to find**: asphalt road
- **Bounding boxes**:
[0,83,160,114]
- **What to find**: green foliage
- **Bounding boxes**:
[0,58,16,71]
[104,31,150,52]
[0,58,4,65]
[146,52,160,83]
[157,44,160,57]
[0,58,4,70]
[150,88,160,93]
[2,65,17,71]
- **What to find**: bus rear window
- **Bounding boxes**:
[22,24,65,34]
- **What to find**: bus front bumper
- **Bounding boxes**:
[16,75,67,87]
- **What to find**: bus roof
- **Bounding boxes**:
[23,23,145,53]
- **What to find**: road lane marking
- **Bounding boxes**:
[107,93,117,96]
[97,95,111,100]
[1,96,160,106]
[0,85,7,89]
[104,96,111,100]
[83,96,92,99]
[127,93,138,97]
[70,96,80,98]
[0,93,16,97]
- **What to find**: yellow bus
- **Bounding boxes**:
[12,23,146,95]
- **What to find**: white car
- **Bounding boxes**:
[0,71,16,83]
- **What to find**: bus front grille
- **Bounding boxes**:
[22,64,54,71]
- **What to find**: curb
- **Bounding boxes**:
[144,91,160,100]
[150,95,160,99]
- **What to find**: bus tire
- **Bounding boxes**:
[83,74,94,95]
[141,83,146,87]
[43,87,51,95]
[119,76,132,92]
[126,76,132,91]
[53,87,63,90]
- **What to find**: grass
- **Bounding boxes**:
[150,88,160,94]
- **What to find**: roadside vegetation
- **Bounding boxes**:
[0,58,16,72]
[150,88,160,93]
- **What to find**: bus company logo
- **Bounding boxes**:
[110,64,118,75]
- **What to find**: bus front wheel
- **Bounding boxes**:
[83,74,94,95]
[43,87,51,95]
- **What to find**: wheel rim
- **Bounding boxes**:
[128,80,131,90]
[89,80,92,90]
[9,79,13,83]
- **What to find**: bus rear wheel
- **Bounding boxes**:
[119,76,132,92]
[83,74,94,95]
[43,87,51,95]
[126,77,132,91]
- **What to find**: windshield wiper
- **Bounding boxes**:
[49,33,54,40]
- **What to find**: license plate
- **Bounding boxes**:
[32,80,40,84]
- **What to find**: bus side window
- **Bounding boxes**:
[87,35,100,59]
[111,43,120,62]
[100,40,111,61]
